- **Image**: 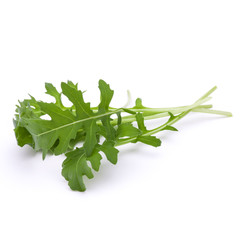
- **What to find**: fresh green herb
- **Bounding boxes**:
[13,80,232,191]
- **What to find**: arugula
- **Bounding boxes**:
[13,80,232,191]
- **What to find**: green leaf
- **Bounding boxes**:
[87,149,102,171]
[66,80,78,90]
[23,102,82,157]
[62,141,118,191]
[117,122,141,138]
[19,82,107,158]
[97,79,116,141]
[98,141,119,164]
[61,82,93,119]
[136,136,161,147]
[45,82,63,108]
[98,79,114,112]
[14,126,34,147]
[68,131,86,150]
[61,82,99,156]
[135,112,147,132]
[83,119,98,157]
[16,97,42,119]
[14,97,43,148]
[133,98,145,109]
[62,148,93,191]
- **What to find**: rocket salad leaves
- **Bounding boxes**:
[13,80,232,191]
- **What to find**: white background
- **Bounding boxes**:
[0,1,239,239]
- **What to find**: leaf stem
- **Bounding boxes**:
[111,106,231,125]
[115,86,231,147]
[191,108,232,117]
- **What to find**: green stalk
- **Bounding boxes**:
[191,108,232,117]
[113,106,231,125]
[115,86,231,147]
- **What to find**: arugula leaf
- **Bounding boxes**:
[135,112,147,132]
[61,82,98,157]
[23,101,82,158]
[136,136,161,147]
[14,126,34,147]
[14,80,232,191]
[117,123,141,138]
[97,141,119,165]
[134,98,146,109]
[45,82,63,108]
[97,80,116,141]
[62,147,95,191]
[62,140,119,191]
[16,81,117,159]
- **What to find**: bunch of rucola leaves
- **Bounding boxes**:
[13,80,232,191]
